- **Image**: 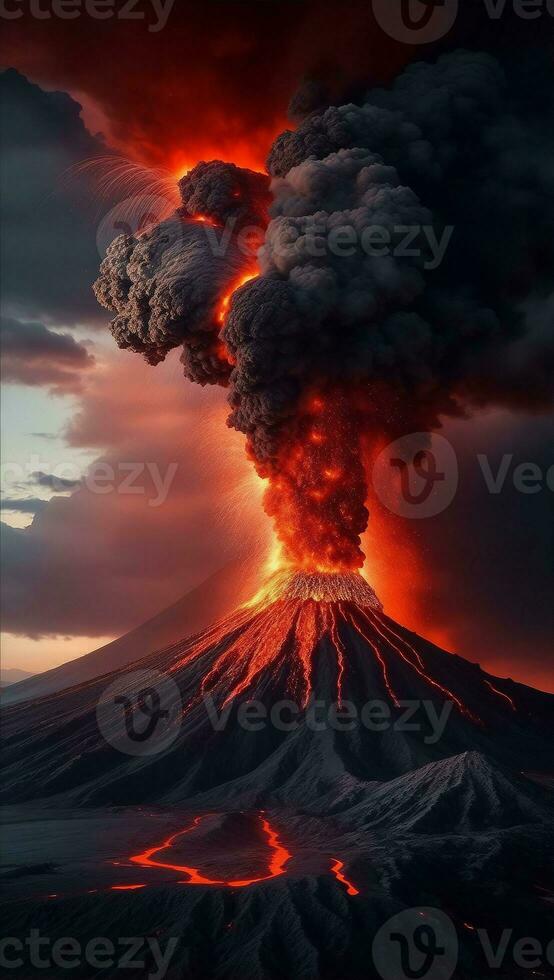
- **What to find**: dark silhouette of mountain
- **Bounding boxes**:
[0,667,34,687]
[3,590,552,807]
[1,556,259,706]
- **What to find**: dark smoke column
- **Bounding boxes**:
[95,52,554,574]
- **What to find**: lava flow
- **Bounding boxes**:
[167,569,517,725]
[128,813,290,888]
[330,859,359,897]
[165,569,520,724]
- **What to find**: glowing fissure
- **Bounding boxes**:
[483,678,516,711]
[344,606,401,708]
[330,859,360,896]
[110,884,147,891]
[329,604,346,708]
[128,813,291,888]
[363,609,480,724]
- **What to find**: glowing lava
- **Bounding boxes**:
[128,813,291,888]
[163,570,512,725]
[217,271,257,325]
[110,884,147,891]
[260,392,369,575]
[330,859,359,896]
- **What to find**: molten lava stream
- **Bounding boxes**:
[344,606,401,708]
[110,884,147,891]
[483,678,516,710]
[330,859,359,896]
[128,813,291,888]
[360,608,481,724]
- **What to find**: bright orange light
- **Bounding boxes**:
[330,859,359,896]
[110,884,147,891]
[165,568,493,725]
[217,271,257,325]
[128,813,291,888]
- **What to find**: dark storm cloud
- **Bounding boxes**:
[1,315,95,393]
[0,69,110,326]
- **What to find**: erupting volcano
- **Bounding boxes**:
[3,47,553,980]
[165,569,485,725]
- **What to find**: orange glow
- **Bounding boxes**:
[129,813,291,888]
[262,390,369,575]
[168,132,281,183]
[167,570,489,724]
[330,859,359,896]
[483,678,516,711]
[217,271,257,325]
[226,817,291,887]
[110,884,147,891]
[193,213,218,227]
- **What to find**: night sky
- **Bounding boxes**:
[1,1,552,690]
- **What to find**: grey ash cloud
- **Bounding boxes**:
[97,51,554,480]
[92,48,554,575]
[1,316,95,394]
[94,161,270,384]
[255,50,554,436]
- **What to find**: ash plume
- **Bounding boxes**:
[95,50,554,572]
[94,162,270,382]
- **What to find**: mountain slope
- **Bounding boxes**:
[2,583,553,980]
[1,555,259,706]
[2,595,553,807]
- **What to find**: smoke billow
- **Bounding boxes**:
[94,162,270,383]
[95,51,554,573]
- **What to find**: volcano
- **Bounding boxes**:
[2,574,553,979]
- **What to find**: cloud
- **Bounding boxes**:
[1,498,47,515]
[0,315,95,394]
[0,348,268,638]
[0,69,113,326]
[30,471,82,492]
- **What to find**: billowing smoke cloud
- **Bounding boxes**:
[95,50,554,573]
[95,162,270,384]
[262,50,554,414]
